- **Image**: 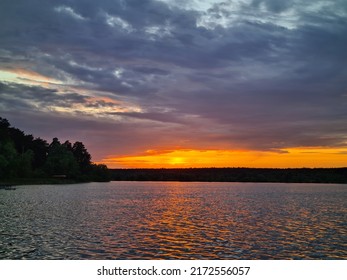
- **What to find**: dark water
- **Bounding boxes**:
[1,182,346,259]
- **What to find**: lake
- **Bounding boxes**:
[0,181,346,259]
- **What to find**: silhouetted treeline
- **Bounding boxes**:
[111,168,347,183]
[0,117,110,182]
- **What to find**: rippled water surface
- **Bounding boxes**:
[1,182,346,259]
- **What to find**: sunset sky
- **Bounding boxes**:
[1,0,347,168]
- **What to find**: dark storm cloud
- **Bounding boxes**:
[1,0,347,159]
[0,82,87,109]
[108,111,188,125]
[133,66,170,76]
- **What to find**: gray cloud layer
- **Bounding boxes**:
[1,0,347,161]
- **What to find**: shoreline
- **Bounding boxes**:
[2,167,346,185]
[0,178,110,186]
[0,178,82,186]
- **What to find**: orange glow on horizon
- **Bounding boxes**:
[99,147,347,169]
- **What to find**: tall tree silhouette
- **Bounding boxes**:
[31,138,48,169]
[72,141,91,172]
[45,137,79,177]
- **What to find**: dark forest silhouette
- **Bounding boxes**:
[111,168,347,183]
[0,117,110,183]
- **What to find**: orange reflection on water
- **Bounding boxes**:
[143,183,202,258]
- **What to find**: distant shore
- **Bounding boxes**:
[110,167,347,184]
